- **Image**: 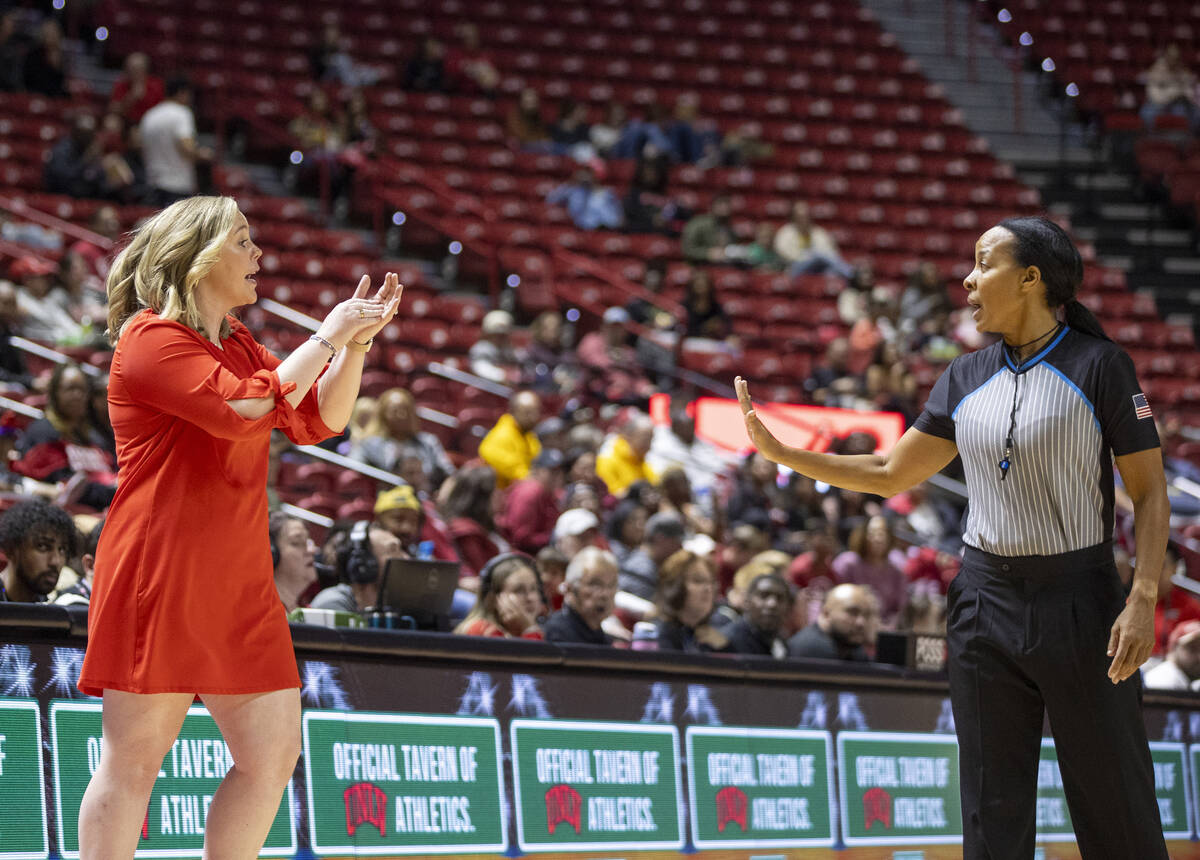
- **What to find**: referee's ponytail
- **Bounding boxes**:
[999,215,1111,341]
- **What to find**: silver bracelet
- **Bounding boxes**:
[308,334,338,360]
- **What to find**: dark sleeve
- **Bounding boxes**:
[1097,348,1161,456]
[913,361,956,441]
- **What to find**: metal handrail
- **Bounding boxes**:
[10,337,103,377]
[0,195,114,249]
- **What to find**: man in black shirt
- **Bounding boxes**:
[787,584,876,662]
[0,499,77,602]
[724,573,792,658]
[542,546,618,646]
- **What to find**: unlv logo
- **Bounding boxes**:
[714,785,748,833]
[544,783,582,835]
[344,782,388,836]
[863,786,893,830]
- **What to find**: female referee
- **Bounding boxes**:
[76,196,402,857]
[737,215,1169,859]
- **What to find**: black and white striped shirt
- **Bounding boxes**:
[915,327,1160,557]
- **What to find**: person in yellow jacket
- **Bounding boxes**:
[478,390,542,489]
[596,413,658,496]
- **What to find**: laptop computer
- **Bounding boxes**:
[376,558,461,628]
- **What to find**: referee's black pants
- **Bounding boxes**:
[946,542,1168,860]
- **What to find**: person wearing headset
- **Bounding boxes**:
[309,519,403,615]
[268,511,318,613]
[454,552,545,639]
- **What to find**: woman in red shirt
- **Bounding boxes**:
[455,553,545,639]
[76,196,402,856]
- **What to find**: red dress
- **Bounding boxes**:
[78,311,334,696]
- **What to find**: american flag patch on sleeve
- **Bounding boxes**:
[1133,392,1153,420]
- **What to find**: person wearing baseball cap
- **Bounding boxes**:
[9,255,83,343]
[1144,620,1200,690]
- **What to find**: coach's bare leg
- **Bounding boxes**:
[78,690,193,859]
[199,688,301,859]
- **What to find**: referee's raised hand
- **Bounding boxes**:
[735,376,782,460]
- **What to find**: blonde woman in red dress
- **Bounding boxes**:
[76,195,402,857]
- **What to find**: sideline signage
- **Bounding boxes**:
[510,719,684,852]
[0,699,48,859]
[302,710,506,855]
[50,701,295,858]
[837,731,961,846]
[686,725,835,849]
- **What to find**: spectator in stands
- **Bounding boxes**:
[898,580,947,635]
[833,515,907,627]
[658,465,717,537]
[445,23,499,95]
[44,113,135,201]
[613,102,674,161]
[727,452,782,536]
[653,549,727,652]
[1141,44,1200,130]
[589,102,627,157]
[269,511,317,613]
[681,194,738,265]
[622,154,677,234]
[109,53,164,124]
[1153,542,1200,656]
[0,499,76,602]
[719,122,774,167]
[0,11,23,91]
[1145,619,1200,690]
[551,507,602,559]
[9,255,84,344]
[13,363,118,509]
[619,511,685,600]
[442,464,510,578]
[55,518,103,605]
[549,98,595,159]
[140,76,212,206]
[723,573,793,658]
[717,523,769,593]
[773,201,855,280]
[310,23,379,88]
[788,583,877,661]
[456,554,545,639]
[596,412,657,496]
[498,448,564,554]
[543,546,618,645]
[647,408,735,495]
[403,37,447,92]
[536,546,568,611]
[22,18,65,97]
[55,250,107,333]
[469,309,521,383]
[547,166,623,231]
[788,531,839,589]
[478,390,542,489]
[577,307,655,403]
[506,88,550,149]
[373,484,424,556]
[310,521,403,614]
[350,387,454,490]
[667,94,722,165]
[605,498,647,565]
[804,337,861,406]
[522,310,571,392]
[0,281,31,388]
[70,205,122,281]
[741,222,785,270]
[899,262,951,336]
[680,268,729,340]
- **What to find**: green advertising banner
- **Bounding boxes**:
[1150,742,1191,840]
[1039,739,1191,841]
[685,726,835,849]
[510,719,684,852]
[302,710,506,855]
[837,731,961,846]
[50,701,295,858]
[0,699,47,860]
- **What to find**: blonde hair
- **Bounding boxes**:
[106,195,240,345]
[364,387,419,440]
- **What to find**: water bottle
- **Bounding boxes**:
[631,621,659,651]
[417,540,435,560]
